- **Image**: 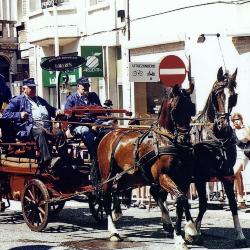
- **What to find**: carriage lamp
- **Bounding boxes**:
[197,33,220,43]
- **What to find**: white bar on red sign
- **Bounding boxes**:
[160,69,185,75]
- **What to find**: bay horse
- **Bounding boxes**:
[96,83,197,249]
[188,67,247,247]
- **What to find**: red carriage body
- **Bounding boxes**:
[0,106,132,231]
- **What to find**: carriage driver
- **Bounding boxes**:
[64,77,101,160]
[2,78,64,171]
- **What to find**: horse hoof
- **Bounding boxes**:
[185,233,199,245]
[112,211,122,222]
[163,223,174,238]
[235,239,248,248]
[110,233,123,242]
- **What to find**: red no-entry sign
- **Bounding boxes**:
[159,55,186,87]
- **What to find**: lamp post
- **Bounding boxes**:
[53,0,61,109]
[197,33,220,43]
[197,33,226,70]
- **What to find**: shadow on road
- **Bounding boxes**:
[199,227,250,249]
[1,206,250,249]
[8,245,54,250]
[0,211,23,225]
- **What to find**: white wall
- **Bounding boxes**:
[128,0,250,124]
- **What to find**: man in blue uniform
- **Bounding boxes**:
[2,78,63,169]
[65,77,101,159]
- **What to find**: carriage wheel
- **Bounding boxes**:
[49,201,66,216]
[21,179,49,232]
[88,193,106,222]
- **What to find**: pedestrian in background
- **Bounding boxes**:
[231,112,250,209]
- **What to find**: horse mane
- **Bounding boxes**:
[197,83,217,123]
[197,93,215,123]
[157,98,174,132]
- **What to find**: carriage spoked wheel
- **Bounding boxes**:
[21,179,49,232]
[49,201,66,216]
[88,192,106,222]
[88,160,106,222]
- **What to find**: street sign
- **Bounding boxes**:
[40,55,86,72]
[159,55,186,87]
[129,62,159,82]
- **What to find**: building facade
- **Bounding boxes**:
[10,0,250,123]
[0,0,18,93]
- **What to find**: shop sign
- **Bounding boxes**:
[40,55,86,72]
[129,62,159,82]
[81,46,103,77]
[42,68,79,87]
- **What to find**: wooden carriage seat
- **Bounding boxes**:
[0,154,38,170]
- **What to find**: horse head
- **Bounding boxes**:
[158,83,195,143]
[211,67,238,138]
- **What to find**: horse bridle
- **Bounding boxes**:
[211,79,237,123]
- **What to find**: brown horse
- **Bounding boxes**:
[187,67,247,247]
[96,83,196,248]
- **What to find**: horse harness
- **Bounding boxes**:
[108,126,193,185]
[192,121,236,176]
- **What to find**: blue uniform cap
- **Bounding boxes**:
[77,77,90,86]
[22,78,37,87]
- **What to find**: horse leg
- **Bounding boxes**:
[223,179,247,247]
[175,198,184,236]
[174,186,198,245]
[190,181,207,244]
[150,185,174,237]
[159,174,195,250]
[112,190,123,222]
[177,185,198,245]
[102,185,122,242]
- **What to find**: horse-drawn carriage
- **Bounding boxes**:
[0,105,132,232]
[0,66,247,249]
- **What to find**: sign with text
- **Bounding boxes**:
[41,0,64,9]
[81,46,103,77]
[40,56,86,72]
[129,62,159,82]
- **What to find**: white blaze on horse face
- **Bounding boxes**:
[224,87,230,113]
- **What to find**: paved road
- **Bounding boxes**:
[0,200,250,250]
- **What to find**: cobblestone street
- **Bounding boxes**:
[0,199,249,250]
